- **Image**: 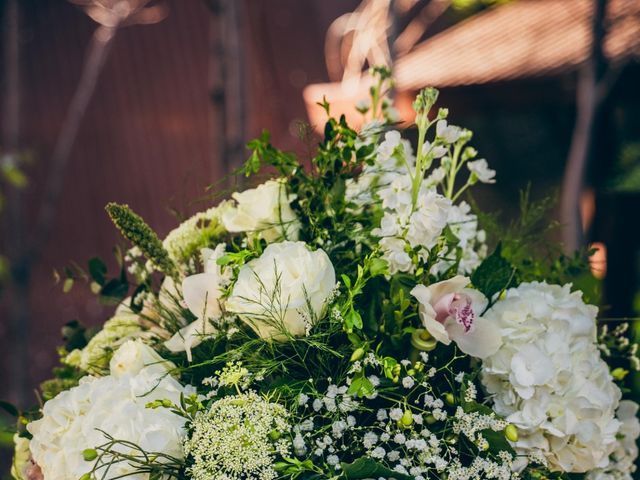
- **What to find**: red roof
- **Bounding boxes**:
[394,0,640,90]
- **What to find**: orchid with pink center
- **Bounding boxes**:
[410,275,502,359]
[164,244,228,361]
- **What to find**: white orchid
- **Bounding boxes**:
[164,244,228,361]
[410,275,501,359]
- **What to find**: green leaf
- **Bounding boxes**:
[88,257,107,286]
[0,400,19,417]
[341,457,413,480]
[471,244,516,301]
[100,277,128,303]
[346,373,374,397]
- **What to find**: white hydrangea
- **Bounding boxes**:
[586,400,640,480]
[481,282,623,473]
[28,343,193,480]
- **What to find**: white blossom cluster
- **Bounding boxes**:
[185,391,291,480]
[586,400,640,480]
[346,130,416,206]
[28,343,192,480]
[481,282,623,473]
[431,201,487,275]
[293,376,517,480]
[163,204,227,269]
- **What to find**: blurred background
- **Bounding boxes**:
[1,0,640,475]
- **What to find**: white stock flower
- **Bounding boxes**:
[373,178,451,275]
[28,344,194,480]
[221,179,299,242]
[410,276,501,359]
[165,244,229,360]
[110,339,175,377]
[432,201,487,275]
[481,282,622,473]
[346,130,415,206]
[226,241,336,340]
[467,159,496,184]
[436,120,461,144]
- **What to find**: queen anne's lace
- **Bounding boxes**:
[185,391,291,480]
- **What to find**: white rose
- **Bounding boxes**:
[221,179,300,242]
[226,241,336,340]
[165,244,228,361]
[410,275,501,359]
[110,339,175,377]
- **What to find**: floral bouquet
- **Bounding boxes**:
[10,69,640,480]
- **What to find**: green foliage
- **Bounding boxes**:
[105,202,177,279]
[341,457,413,480]
[471,244,516,301]
[475,188,594,290]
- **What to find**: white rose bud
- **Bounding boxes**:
[221,179,300,242]
[226,241,336,340]
[110,339,175,377]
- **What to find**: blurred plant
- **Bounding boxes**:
[0,0,167,408]
[608,142,640,193]
[450,0,513,12]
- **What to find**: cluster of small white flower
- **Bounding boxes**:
[185,391,291,480]
[481,282,623,473]
[346,130,416,207]
[431,201,487,275]
[162,205,227,269]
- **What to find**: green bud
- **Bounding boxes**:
[411,329,437,352]
[437,107,449,119]
[350,347,365,362]
[162,399,173,408]
[82,448,98,461]
[462,146,477,161]
[612,367,629,381]
[401,409,414,426]
[426,414,437,425]
[79,474,93,480]
[413,88,440,115]
[445,433,458,444]
[269,430,282,441]
[407,368,416,376]
[444,392,455,406]
[505,424,519,442]
[392,364,401,377]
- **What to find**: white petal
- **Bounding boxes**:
[164,319,216,361]
[446,315,502,359]
[182,273,222,318]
